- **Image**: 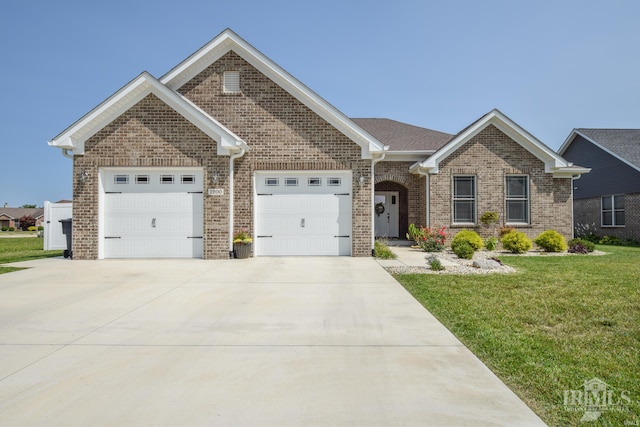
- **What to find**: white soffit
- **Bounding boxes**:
[48,72,246,156]
[160,28,384,159]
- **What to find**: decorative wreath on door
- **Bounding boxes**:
[375,202,386,216]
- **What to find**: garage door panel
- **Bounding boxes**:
[102,169,203,259]
[255,172,352,256]
[105,237,203,258]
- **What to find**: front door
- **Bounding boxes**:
[374,191,399,238]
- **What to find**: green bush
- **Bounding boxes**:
[502,231,532,254]
[484,236,499,251]
[480,212,499,226]
[568,238,595,252]
[1,226,7,232]
[27,226,37,232]
[599,235,621,245]
[534,230,567,252]
[452,240,475,259]
[8,227,14,231]
[427,256,445,271]
[451,229,483,251]
[374,240,397,259]
[37,225,44,231]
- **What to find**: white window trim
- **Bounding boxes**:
[505,175,530,225]
[452,175,476,225]
[601,194,625,227]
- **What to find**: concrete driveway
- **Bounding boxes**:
[0,257,545,426]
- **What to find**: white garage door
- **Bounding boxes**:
[255,171,352,256]
[101,168,203,258]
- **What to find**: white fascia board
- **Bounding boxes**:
[552,165,591,178]
[557,129,579,155]
[49,72,245,156]
[420,109,570,174]
[173,92,247,155]
[160,29,384,159]
[384,151,435,162]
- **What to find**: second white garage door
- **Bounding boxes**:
[255,171,352,256]
[101,168,203,258]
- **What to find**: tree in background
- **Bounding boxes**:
[18,215,36,231]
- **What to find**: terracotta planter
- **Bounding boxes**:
[234,243,252,259]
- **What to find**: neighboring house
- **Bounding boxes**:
[559,129,640,240]
[0,207,44,229]
[48,29,587,259]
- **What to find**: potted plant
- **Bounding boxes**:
[233,228,253,259]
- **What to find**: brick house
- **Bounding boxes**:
[559,129,640,241]
[0,207,44,230]
[48,29,587,259]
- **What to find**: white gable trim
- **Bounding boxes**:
[160,29,384,159]
[559,129,640,174]
[411,109,587,178]
[48,72,247,156]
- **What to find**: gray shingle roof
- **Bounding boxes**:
[351,118,453,152]
[0,208,44,219]
[577,129,640,169]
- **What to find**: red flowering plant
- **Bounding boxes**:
[499,226,515,239]
[409,224,447,252]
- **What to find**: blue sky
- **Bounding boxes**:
[1,0,639,207]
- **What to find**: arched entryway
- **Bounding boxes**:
[374,181,408,238]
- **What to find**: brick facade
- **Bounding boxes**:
[429,125,573,241]
[574,193,640,240]
[73,94,230,259]
[176,52,372,257]
[64,38,578,259]
[72,52,373,259]
[374,161,427,238]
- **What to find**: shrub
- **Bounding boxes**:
[451,229,483,251]
[374,240,397,259]
[574,222,599,242]
[484,236,499,251]
[568,243,589,254]
[18,215,36,231]
[534,230,567,252]
[37,225,44,231]
[499,226,515,238]
[418,225,447,252]
[427,256,444,271]
[407,223,425,245]
[568,238,595,253]
[599,235,621,245]
[502,231,532,254]
[1,226,7,232]
[452,240,475,259]
[480,212,499,226]
[8,227,14,231]
[27,226,37,232]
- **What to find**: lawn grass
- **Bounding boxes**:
[0,237,63,274]
[394,245,640,426]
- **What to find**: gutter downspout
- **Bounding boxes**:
[371,147,388,255]
[228,144,246,258]
[62,149,74,159]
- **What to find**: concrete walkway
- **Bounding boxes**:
[0,256,545,426]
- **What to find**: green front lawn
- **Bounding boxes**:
[0,237,63,274]
[394,245,640,426]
